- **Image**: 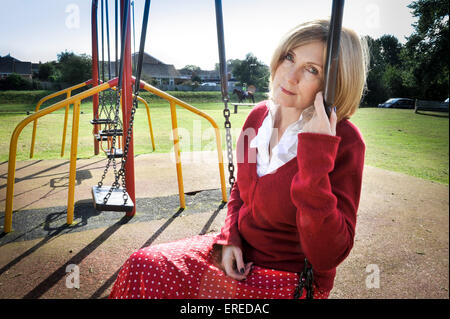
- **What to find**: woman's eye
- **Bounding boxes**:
[284,53,294,62]
[306,66,318,75]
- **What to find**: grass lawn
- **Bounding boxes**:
[350,108,449,184]
[0,99,253,161]
[0,100,448,184]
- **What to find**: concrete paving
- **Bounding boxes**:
[0,151,448,299]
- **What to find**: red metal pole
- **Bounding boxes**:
[121,0,136,216]
[91,0,100,155]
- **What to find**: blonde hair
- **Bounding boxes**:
[269,19,369,121]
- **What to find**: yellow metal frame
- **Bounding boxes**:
[29,82,156,158]
[140,82,228,208]
[30,81,89,159]
[4,81,112,233]
[4,80,227,234]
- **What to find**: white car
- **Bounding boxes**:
[200,82,217,87]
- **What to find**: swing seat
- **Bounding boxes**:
[99,129,123,137]
[90,119,117,125]
[92,186,134,212]
[106,148,123,158]
[94,134,109,142]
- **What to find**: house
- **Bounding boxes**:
[178,68,220,82]
[0,54,33,79]
[107,53,181,87]
[102,53,236,90]
[136,53,181,86]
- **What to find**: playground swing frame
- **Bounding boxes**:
[3,76,228,233]
[29,81,156,159]
[3,0,228,233]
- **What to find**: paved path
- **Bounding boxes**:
[0,152,448,299]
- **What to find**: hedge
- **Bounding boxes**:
[0,90,268,105]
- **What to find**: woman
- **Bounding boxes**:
[109,19,369,299]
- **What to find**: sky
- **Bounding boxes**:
[0,0,418,70]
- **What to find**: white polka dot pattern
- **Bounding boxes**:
[109,234,330,299]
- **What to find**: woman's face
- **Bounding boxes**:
[271,41,324,111]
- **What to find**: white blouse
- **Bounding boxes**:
[250,100,314,177]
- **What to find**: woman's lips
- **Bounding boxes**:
[281,87,296,96]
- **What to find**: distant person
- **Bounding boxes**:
[109,19,369,299]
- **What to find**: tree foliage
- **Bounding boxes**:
[231,53,270,92]
[405,0,449,100]
[37,62,57,81]
[0,73,34,90]
[57,51,92,85]
[362,0,448,105]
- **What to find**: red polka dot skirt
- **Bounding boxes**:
[109,234,330,299]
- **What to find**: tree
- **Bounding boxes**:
[0,73,33,90]
[180,65,202,83]
[362,36,389,105]
[405,0,449,99]
[57,51,92,85]
[215,59,241,75]
[378,35,402,67]
[180,65,201,74]
[38,62,55,81]
[231,53,269,92]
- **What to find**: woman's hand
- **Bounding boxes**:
[221,245,253,281]
[302,91,337,136]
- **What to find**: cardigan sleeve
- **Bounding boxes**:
[213,180,244,248]
[290,130,365,272]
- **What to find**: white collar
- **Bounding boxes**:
[250,100,314,176]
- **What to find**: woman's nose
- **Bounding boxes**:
[286,66,300,84]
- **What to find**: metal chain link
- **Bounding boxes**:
[98,88,122,204]
[293,258,314,299]
[222,98,235,189]
[117,94,138,203]
[101,85,139,205]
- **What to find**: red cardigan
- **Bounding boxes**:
[214,101,365,291]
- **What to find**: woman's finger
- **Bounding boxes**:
[243,262,254,276]
[330,107,337,136]
[223,255,247,281]
[233,248,245,274]
[223,258,245,280]
[313,91,329,121]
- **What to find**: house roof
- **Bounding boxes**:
[0,55,32,75]
[0,54,22,63]
[132,52,165,65]
[142,63,180,78]
[108,53,181,79]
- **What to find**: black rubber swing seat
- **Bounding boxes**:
[99,129,123,137]
[92,186,134,212]
[94,134,109,142]
[106,148,123,158]
[90,118,117,125]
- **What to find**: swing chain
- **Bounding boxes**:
[117,92,139,202]
[98,88,123,204]
[222,98,235,188]
[97,89,120,190]
[293,258,314,299]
